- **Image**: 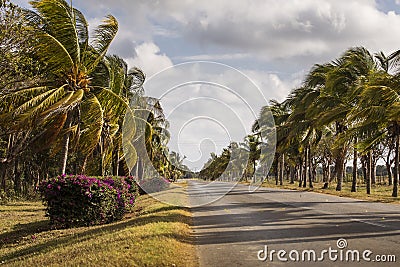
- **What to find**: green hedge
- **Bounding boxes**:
[39,175,138,227]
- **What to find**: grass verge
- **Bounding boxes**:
[259,180,400,204]
[0,195,197,267]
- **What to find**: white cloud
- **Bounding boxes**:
[176,53,250,61]
[19,0,400,61]
[93,0,394,59]
[243,70,301,102]
[126,42,173,77]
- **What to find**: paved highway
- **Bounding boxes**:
[188,180,400,266]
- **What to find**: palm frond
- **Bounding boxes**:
[30,0,80,63]
[122,141,138,172]
[12,87,58,117]
[39,90,74,119]
[31,31,74,76]
[105,55,126,95]
[73,7,88,49]
[21,8,49,31]
[87,15,118,74]
[30,112,67,151]
[96,87,129,124]
[128,67,146,89]
[78,94,103,155]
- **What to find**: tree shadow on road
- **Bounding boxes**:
[190,197,400,248]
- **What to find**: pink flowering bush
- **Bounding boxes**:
[39,175,139,227]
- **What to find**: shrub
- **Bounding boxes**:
[39,175,138,227]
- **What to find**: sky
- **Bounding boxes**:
[14,0,400,170]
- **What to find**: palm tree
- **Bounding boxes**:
[286,86,323,188]
[99,55,145,176]
[1,0,124,174]
[241,134,261,182]
[128,96,170,180]
[343,48,400,196]
[304,48,377,191]
[349,66,400,197]
[253,101,285,184]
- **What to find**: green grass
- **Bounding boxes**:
[260,180,400,204]
[0,196,198,267]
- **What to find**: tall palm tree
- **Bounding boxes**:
[350,66,400,197]
[285,85,324,188]
[128,96,170,180]
[253,101,285,184]
[0,0,125,174]
[304,47,376,191]
[241,134,261,181]
[100,55,145,176]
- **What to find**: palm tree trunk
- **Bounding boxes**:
[298,157,303,187]
[279,154,284,186]
[13,158,21,195]
[114,148,119,176]
[1,134,14,191]
[290,166,295,184]
[253,159,257,182]
[312,164,317,183]
[308,146,313,188]
[99,136,106,177]
[81,156,88,174]
[303,147,307,188]
[0,162,7,191]
[361,156,367,183]
[351,138,357,192]
[371,155,376,185]
[367,150,372,195]
[274,156,279,185]
[322,164,327,186]
[386,158,392,186]
[335,149,345,191]
[392,130,399,197]
[323,163,330,189]
[61,115,72,175]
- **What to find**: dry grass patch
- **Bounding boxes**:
[0,196,197,267]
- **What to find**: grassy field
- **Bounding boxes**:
[0,195,198,266]
[260,180,400,204]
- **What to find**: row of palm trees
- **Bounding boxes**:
[199,136,261,181]
[254,47,400,197]
[0,0,183,196]
[200,46,400,198]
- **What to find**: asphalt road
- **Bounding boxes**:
[188,180,400,267]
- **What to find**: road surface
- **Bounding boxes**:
[188,180,400,266]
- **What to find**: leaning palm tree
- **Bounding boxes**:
[94,55,145,176]
[241,134,261,181]
[0,0,128,174]
[305,47,376,191]
[349,68,400,197]
[342,48,400,197]
[286,86,323,188]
